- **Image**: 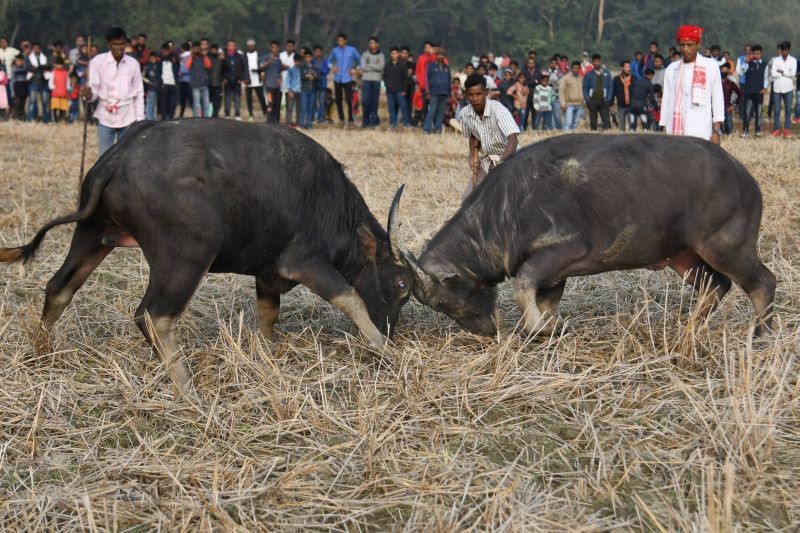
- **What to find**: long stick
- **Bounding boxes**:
[77,36,91,208]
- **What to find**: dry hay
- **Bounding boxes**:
[0,120,798,531]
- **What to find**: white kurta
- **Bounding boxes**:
[659,54,724,140]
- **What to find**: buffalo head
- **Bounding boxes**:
[352,219,413,339]
[388,186,498,336]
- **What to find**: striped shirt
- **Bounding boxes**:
[460,99,520,171]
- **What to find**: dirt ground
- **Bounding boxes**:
[0,120,798,531]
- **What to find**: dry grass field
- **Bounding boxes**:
[0,120,798,531]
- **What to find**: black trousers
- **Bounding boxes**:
[246,85,267,117]
[524,92,536,130]
[12,84,28,120]
[210,85,222,117]
[159,84,178,120]
[587,100,611,130]
[265,87,282,123]
[334,81,354,123]
[178,81,193,117]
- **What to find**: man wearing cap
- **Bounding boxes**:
[659,24,724,144]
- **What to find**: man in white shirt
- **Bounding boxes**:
[279,40,295,96]
[244,39,267,120]
[770,41,796,137]
[659,24,724,144]
[81,27,144,155]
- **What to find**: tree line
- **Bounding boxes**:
[3,0,797,65]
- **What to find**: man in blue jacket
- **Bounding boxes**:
[582,53,612,130]
[327,33,361,126]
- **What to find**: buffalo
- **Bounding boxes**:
[390,134,775,337]
[0,120,412,391]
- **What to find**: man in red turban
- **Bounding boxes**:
[659,24,724,144]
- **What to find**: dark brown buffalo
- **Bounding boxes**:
[1,120,412,392]
[390,134,776,337]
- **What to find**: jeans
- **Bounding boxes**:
[68,99,80,123]
[723,111,734,134]
[361,80,381,127]
[518,107,529,130]
[386,90,410,127]
[334,81,354,123]
[145,90,159,121]
[300,90,315,128]
[551,104,562,129]
[97,123,128,156]
[27,82,51,123]
[265,87,281,123]
[772,91,793,131]
[616,107,630,131]
[534,110,553,130]
[224,82,242,117]
[563,105,584,131]
[423,94,447,133]
[246,85,267,117]
[159,84,177,119]
[587,100,611,130]
[191,86,209,117]
[315,87,327,122]
[743,93,763,133]
[285,92,299,124]
[629,107,649,131]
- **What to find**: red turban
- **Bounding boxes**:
[676,25,703,44]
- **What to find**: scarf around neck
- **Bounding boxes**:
[672,60,706,135]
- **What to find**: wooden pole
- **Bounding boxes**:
[77,36,91,208]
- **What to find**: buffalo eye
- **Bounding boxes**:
[398,279,406,291]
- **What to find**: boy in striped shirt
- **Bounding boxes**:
[459,73,520,199]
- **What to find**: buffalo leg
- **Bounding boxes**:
[278,255,384,347]
[43,222,112,328]
[669,249,733,318]
[695,243,776,336]
[135,256,211,393]
[513,243,586,335]
[255,278,280,340]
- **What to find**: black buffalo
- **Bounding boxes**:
[390,134,776,337]
[1,120,412,391]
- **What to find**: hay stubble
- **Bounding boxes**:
[0,122,798,530]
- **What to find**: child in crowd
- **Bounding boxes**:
[506,72,529,126]
[446,77,463,122]
[533,72,554,131]
[11,55,28,120]
[651,84,663,130]
[68,72,80,123]
[299,49,320,129]
[324,87,335,122]
[49,57,69,122]
[143,53,161,121]
[498,68,515,114]
[411,86,423,126]
[629,68,656,131]
[719,63,742,134]
[284,56,302,126]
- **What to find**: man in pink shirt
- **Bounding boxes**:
[82,27,144,155]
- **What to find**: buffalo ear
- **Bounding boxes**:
[432,268,459,284]
[357,223,378,262]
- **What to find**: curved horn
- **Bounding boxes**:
[387,185,435,301]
